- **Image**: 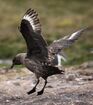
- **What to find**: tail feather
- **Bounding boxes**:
[46,66,64,76]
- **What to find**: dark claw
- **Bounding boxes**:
[37,90,44,95]
[27,88,36,95]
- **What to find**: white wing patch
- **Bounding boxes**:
[23,15,36,31]
[68,28,88,40]
[23,8,41,34]
[68,31,79,40]
[68,30,82,40]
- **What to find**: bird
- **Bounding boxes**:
[10,8,89,95]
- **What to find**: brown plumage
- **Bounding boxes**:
[10,8,64,95]
[10,8,89,95]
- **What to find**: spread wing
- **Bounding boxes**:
[19,8,48,60]
[48,27,89,55]
[23,8,41,34]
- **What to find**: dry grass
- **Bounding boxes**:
[0,0,93,64]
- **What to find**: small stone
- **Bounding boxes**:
[6,99,10,103]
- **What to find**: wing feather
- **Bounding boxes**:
[23,8,41,34]
[48,27,89,54]
[19,8,48,60]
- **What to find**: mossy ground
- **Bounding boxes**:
[0,0,93,65]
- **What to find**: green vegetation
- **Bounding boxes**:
[0,0,93,65]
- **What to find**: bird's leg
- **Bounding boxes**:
[27,79,39,95]
[37,79,47,95]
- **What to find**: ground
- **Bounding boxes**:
[0,62,93,105]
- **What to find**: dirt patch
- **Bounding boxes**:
[0,62,93,105]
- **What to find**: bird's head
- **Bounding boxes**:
[10,53,26,69]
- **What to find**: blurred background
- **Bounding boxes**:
[0,0,93,66]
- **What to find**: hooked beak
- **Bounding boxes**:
[10,63,14,69]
